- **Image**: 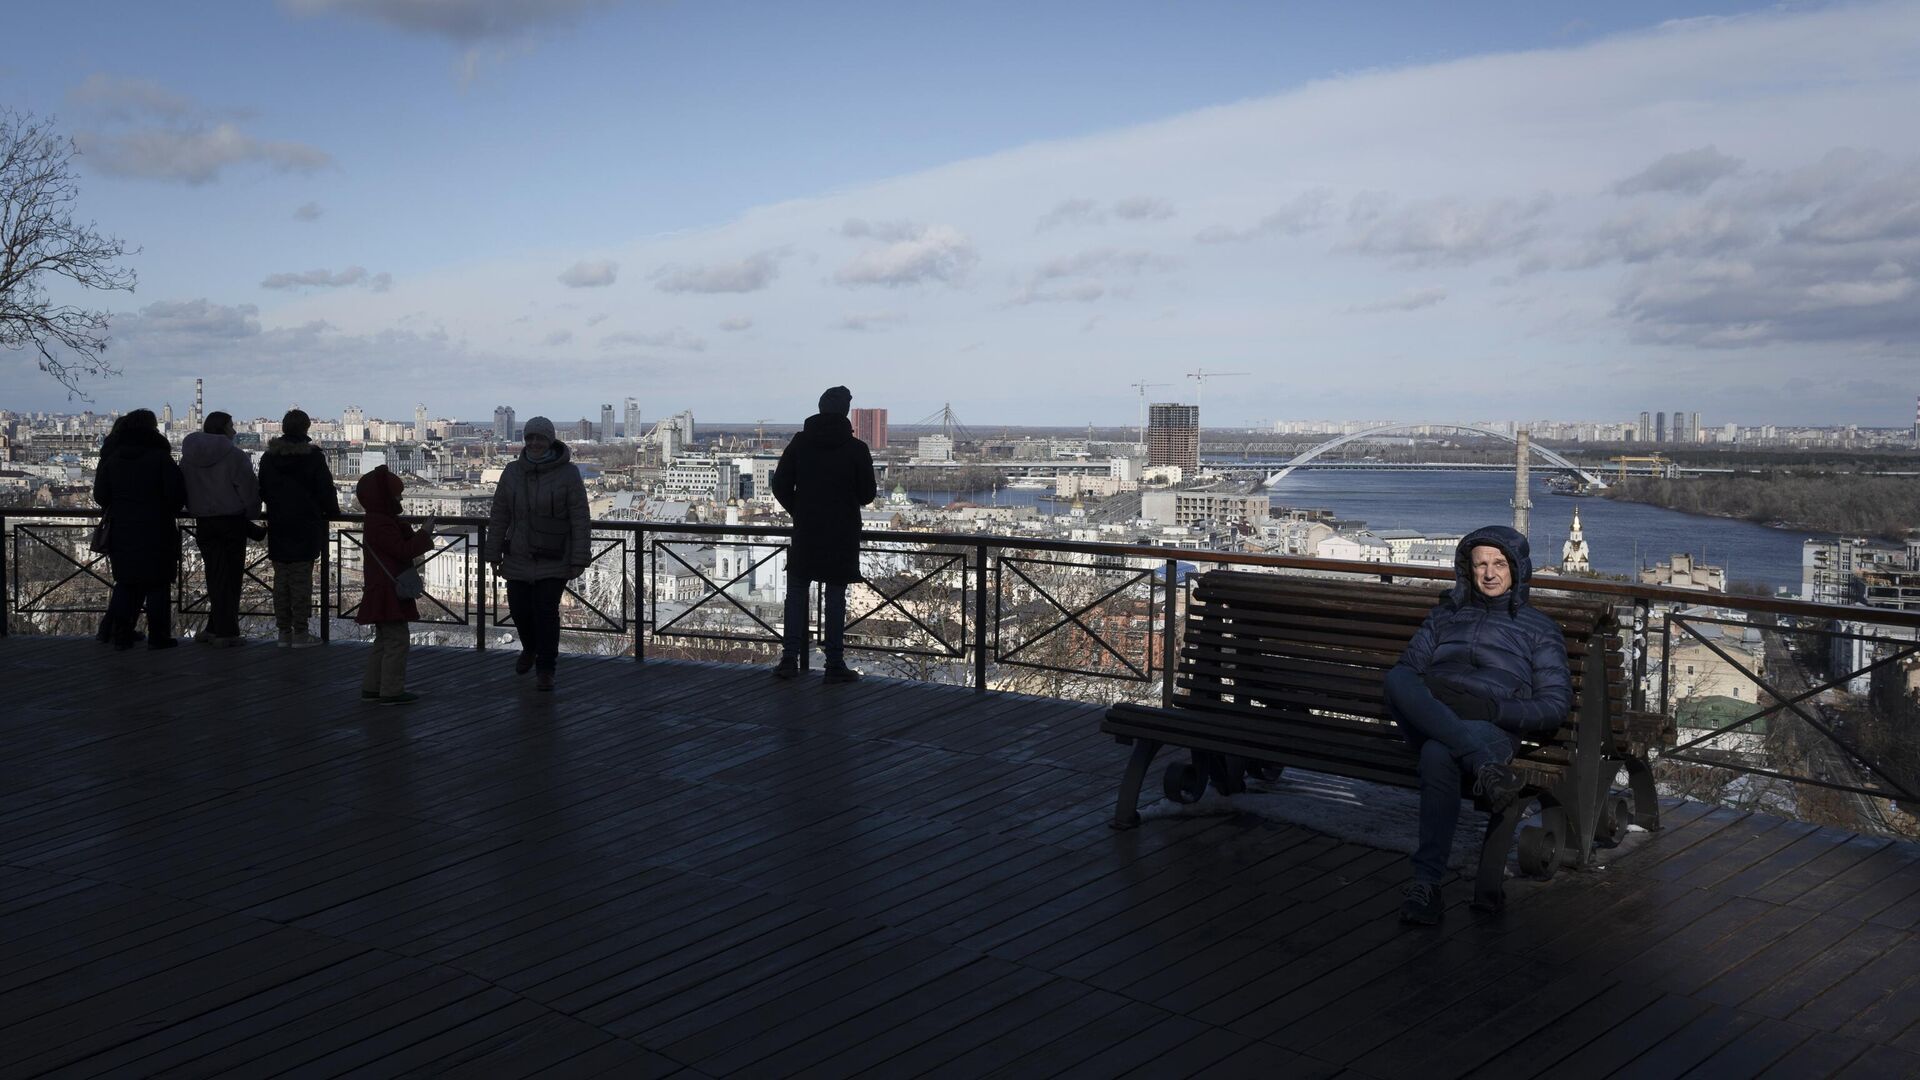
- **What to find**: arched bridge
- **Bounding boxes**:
[1263,424,1609,489]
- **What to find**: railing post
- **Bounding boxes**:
[973,542,988,693]
[0,512,10,638]
[474,522,487,652]
[1162,558,1178,708]
[318,527,331,644]
[633,525,645,663]
[1630,598,1649,710]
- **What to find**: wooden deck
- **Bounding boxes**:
[4,636,1920,1078]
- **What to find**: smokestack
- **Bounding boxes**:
[1512,427,1532,534]
[192,378,204,428]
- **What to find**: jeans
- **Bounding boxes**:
[1384,666,1517,885]
[506,577,565,673]
[273,560,315,634]
[105,581,171,645]
[195,516,250,638]
[782,575,847,665]
[362,621,410,696]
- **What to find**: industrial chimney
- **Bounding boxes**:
[1512,427,1532,534]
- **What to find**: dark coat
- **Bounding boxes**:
[482,441,591,582]
[354,467,434,625]
[91,429,187,586]
[1393,525,1573,734]
[257,436,340,563]
[771,413,876,585]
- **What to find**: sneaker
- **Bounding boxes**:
[376,692,420,706]
[277,630,293,648]
[1474,762,1526,814]
[773,657,799,679]
[515,651,535,675]
[1399,882,1443,926]
[536,670,554,692]
[823,663,861,684]
[290,632,321,649]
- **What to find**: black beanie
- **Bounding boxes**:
[818,385,852,417]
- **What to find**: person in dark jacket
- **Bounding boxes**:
[92,409,187,650]
[482,415,590,692]
[181,411,259,646]
[93,415,132,644]
[258,409,340,648]
[355,466,436,705]
[1386,525,1572,925]
[770,385,876,682]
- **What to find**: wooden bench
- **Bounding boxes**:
[1103,569,1672,907]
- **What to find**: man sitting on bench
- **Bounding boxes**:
[1385,525,1572,925]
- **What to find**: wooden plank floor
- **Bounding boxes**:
[4,636,1920,1078]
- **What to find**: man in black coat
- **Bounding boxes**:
[257,408,340,648]
[771,385,876,682]
[92,409,187,650]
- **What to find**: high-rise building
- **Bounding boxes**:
[577,419,595,442]
[1671,407,1687,445]
[1655,411,1667,443]
[414,403,428,440]
[493,406,515,441]
[1637,412,1651,443]
[1913,395,1918,446]
[624,397,640,441]
[1690,411,1702,445]
[852,408,889,449]
[342,405,366,442]
[600,404,614,439]
[1147,402,1200,471]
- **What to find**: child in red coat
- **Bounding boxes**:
[354,466,436,705]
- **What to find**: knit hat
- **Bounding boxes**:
[818,386,852,417]
[522,415,557,440]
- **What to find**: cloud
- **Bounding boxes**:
[835,223,977,287]
[281,0,619,43]
[1035,198,1099,231]
[1345,193,1553,266]
[1580,202,1765,264]
[68,74,195,120]
[600,328,705,351]
[1613,146,1744,196]
[585,312,609,326]
[111,299,263,342]
[259,266,392,291]
[718,316,754,331]
[1010,247,1179,305]
[1349,286,1448,313]
[542,329,573,346]
[653,250,783,293]
[837,311,904,331]
[75,124,331,185]
[557,259,619,288]
[1111,196,1175,221]
[1195,188,1334,243]
[838,219,922,242]
[292,201,325,222]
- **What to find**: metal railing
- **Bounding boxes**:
[6,506,1920,833]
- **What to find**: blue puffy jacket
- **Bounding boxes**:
[1393,525,1572,734]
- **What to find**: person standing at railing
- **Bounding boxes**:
[92,409,186,651]
[257,408,339,648]
[355,465,435,706]
[1385,525,1572,926]
[93,414,132,645]
[771,385,876,683]
[181,411,260,647]
[483,416,590,692]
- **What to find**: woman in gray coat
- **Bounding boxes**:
[483,416,590,690]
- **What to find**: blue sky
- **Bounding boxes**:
[4,1,1917,428]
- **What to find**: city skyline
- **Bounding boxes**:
[3,2,1918,425]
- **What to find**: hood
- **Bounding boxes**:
[266,435,316,456]
[355,465,404,515]
[519,439,572,472]
[802,412,853,448]
[113,429,171,459]
[1450,524,1533,611]
[180,431,237,468]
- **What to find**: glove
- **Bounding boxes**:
[566,564,587,580]
[1431,683,1498,723]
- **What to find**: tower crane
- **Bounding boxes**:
[1128,380,1170,445]
[1186,368,1248,417]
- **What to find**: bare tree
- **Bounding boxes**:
[1,111,137,396]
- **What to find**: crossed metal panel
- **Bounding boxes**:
[993,554,1157,682]
[491,533,629,634]
[649,536,787,645]
[10,523,115,615]
[332,528,473,626]
[840,543,970,659]
[176,523,277,618]
[1657,612,1920,802]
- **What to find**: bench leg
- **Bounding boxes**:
[1623,754,1661,830]
[1112,738,1162,830]
[1474,799,1527,912]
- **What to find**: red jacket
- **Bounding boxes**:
[355,467,434,625]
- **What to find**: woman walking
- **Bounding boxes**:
[92,409,187,650]
[484,416,589,691]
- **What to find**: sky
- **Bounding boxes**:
[3,0,1917,428]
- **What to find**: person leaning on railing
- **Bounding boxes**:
[1384,524,1572,926]
[482,416,590,692]
[257,408,339,649]
[91,408,187,651]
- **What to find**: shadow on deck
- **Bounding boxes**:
[5,637,1920,1078]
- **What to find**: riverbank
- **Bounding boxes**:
[1602,474,1920,542]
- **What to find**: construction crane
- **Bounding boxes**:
[754,419,774,450]
[1607,454,1670,482]
[1186,368,1248,416]
[1128,380,1169,445]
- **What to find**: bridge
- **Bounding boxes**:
[1260,424,1611,490]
